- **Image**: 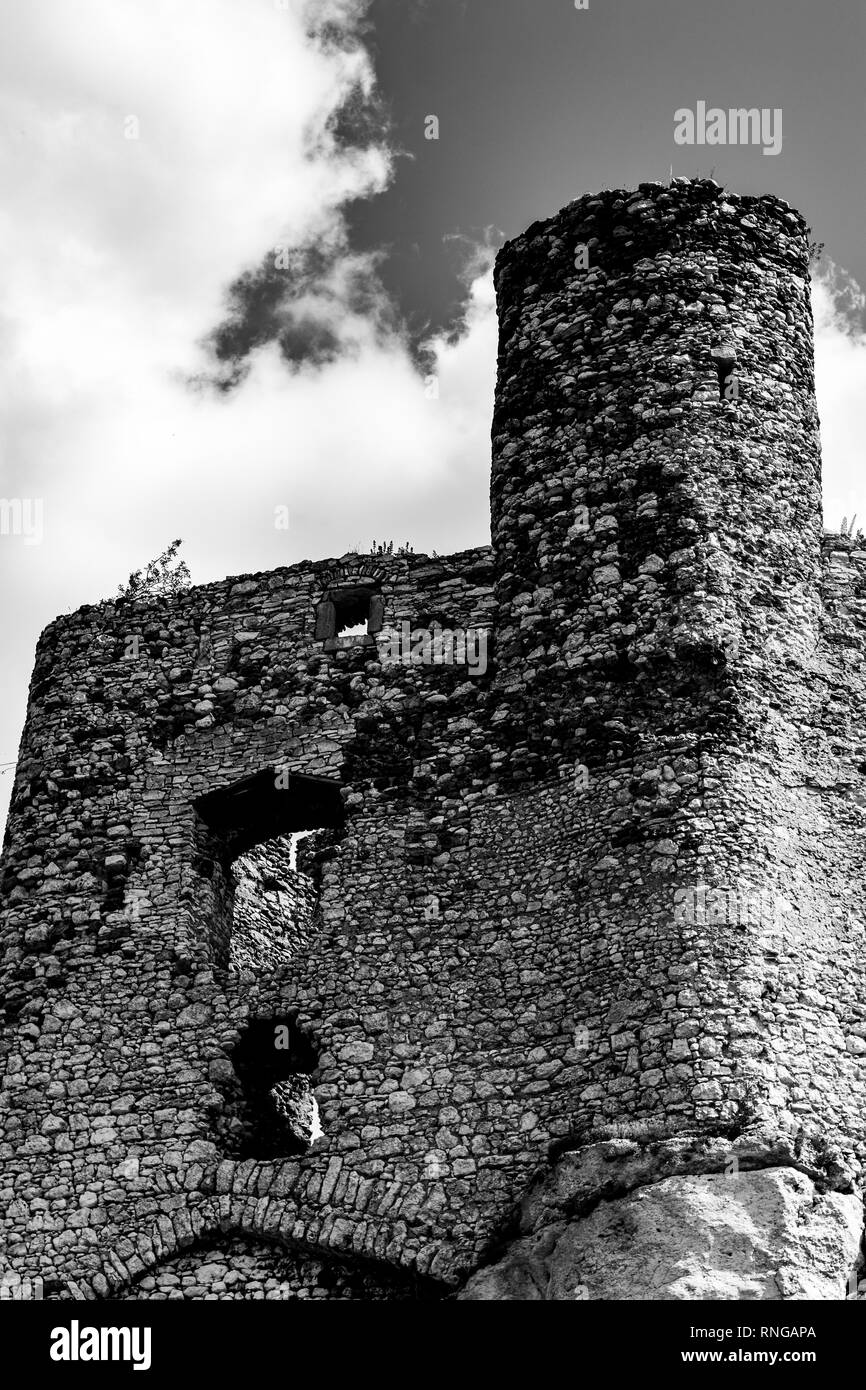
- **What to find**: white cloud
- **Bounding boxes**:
[811,261,866,532]
[0,0,497,834]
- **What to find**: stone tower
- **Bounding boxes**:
[1,180,864,1302]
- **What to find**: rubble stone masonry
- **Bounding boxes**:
[2,180,865,1300]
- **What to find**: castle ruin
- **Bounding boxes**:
[2,179,865,1301]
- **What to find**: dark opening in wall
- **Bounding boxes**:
[193,772,347,1157]
[336,590,370,637]
[315,585,384,644]
[193,770,344,971]
[196,769,344,858]
[216,1015,322,1157]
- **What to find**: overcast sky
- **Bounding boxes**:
[2,0,865,836]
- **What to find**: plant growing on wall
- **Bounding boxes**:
[117,539,192,599]
[370,539,415,556]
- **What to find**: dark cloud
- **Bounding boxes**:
[198,212,503,388]
[323,74,394,154]
[197,0,497,391]
[199,233,418,391]
[199,209,501,391]
[197,6,416,389]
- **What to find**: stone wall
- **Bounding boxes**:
[111,1235,438,1302]
[230,837,319,972]
[487,181,863,1161]
[2,179,865,1301]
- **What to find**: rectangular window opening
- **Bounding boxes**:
[334,591,371,638]
[193,771,345,971]
[315,585,384,643]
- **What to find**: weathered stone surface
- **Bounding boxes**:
[516,1131,856,1239]
[2,180,865,1300]
[459,1168,864,1301]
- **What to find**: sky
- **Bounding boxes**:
[1,0,865,836]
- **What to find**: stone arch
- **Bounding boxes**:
[114,1232,441,1301]
[49,1198,447,1301]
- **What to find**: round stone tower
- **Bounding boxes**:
[455,181,866,1299]
[490,178,822,683]
[478,177,866,1260]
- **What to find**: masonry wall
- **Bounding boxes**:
[486,182,865,1167]
[2,180,865,1302]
